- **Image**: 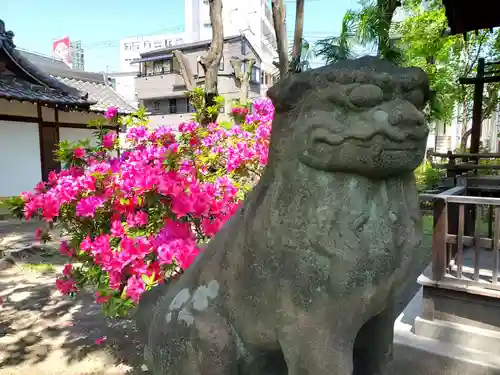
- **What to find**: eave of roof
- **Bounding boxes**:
[54,75,137,114]
[141,35,246,57]
[441,0,500,34]
[0,19,95,107]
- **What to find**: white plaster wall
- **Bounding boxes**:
[59,127,98,146]
[0,120,41,197]
[58,111,103,125]
[0,99,37,117]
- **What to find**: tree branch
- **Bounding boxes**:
[230,58,255,103]
[230,59,243,81]
[290,0,305,73]
[199,0,224,95]
[271,0,288,78]
[172,50,195,90]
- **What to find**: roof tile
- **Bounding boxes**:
[0,74,90,106]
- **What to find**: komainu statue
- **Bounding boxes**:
[136,56,430,375]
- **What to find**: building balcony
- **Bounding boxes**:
[135,71,187,100]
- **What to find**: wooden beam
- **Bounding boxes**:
[36,103,46,182]
[459,75,500,84]
[468,58,484,164]
[42,122,117,131]
[0,114,38,123]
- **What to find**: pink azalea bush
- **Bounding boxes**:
[10,97,273,317]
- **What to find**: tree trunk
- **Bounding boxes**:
[460,128,472,151]
[271,0,288,78]
[199,0,224,124]
[172,50,195,90]
[376,0,400,57]
[290,0,305,73]
[230,58,255,104]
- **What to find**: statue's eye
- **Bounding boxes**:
[348,84,384,108]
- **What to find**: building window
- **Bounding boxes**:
[153,101,160,110]
[144,61,154,76]
[241,41,247,55]
[203,23,211,28]
[219,56,224,71]
[163,59,172,73]
[154,40,163,48]
[169,99,177,114]
[251,66,260,84]
[188,100,196,113]
[260,71,264,84]
[203,0,209,3]
[165,39,173,47]
[153,60,163,75]
[144,41,151,49]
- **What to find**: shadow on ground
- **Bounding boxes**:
[0,264,149,375]
[0,217,435,375]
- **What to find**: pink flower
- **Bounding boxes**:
[56,277,78,295]
[63,264,73,277]
[15,96,274,316]
[73,148,86,159]
[76,196,106,217]
[35,227,42,240]
[95,336,107,344]
[125,276,145,303]
[59,241,73,257]
[102,131,117,148]
[104,106,118,120]
[95,292,111,304]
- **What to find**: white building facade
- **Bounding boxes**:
[185,0,278,94]
[119,32,187,72]
[115,0,278,102]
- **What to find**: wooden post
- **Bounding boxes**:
[432,198,448,281]
[469,57,485,165]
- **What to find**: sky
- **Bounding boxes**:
[2,0,361,72]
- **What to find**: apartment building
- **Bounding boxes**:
[119,32,187,72]
[134,35,263,128]
[185,0,278,87]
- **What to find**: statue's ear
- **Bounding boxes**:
[267,73,314,113]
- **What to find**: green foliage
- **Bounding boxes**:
[186,88,224,126]
[414,160,443,192]
[5,195,25,219]
[397,2,500,125]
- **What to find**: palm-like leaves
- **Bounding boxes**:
[314,11,357,64]
[286,38,316,73]
[315,0,403,64]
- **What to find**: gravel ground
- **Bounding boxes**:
[0,220,150,375]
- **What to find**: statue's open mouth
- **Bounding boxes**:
[310,126,426,151]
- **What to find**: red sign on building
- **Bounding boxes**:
[52,36,71,65]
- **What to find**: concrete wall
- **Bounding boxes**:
[109,73,139,107]
[0,120,41,197]
[59,128,98,146]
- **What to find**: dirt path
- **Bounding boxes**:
[0,220,150,375]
